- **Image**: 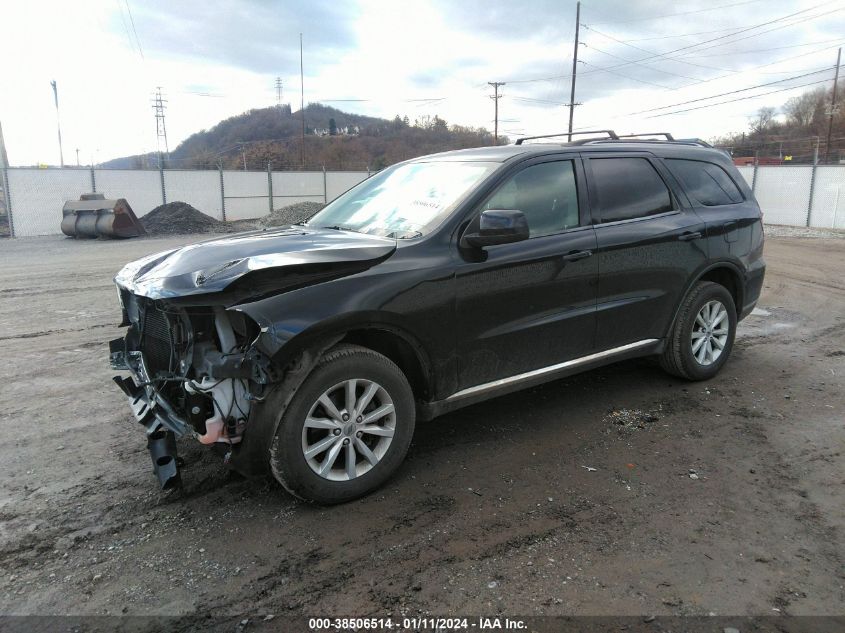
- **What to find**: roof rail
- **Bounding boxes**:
[514,130,618,145]
[617,132,675,141]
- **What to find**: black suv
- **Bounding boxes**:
[110,131,765,504]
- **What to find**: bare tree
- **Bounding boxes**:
[783,88,825,129]
[749,107,778,135]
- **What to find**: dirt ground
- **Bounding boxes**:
[0,232,842,622]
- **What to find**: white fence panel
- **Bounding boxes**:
[326,172,368,202]
[163,170,223,220]
[753,165,812,226]
[94,169,162,217]
[7,168,91,236]
[809,165,845,229]
[223,171,269,220]
[4,165,843,237]
[271,171,325,209]
[736,165,754,188]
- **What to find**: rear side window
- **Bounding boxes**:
[667,159,744,206]
[590,157,674,223]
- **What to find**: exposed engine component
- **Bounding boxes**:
[111,298,270,488]
[185,308,251,445]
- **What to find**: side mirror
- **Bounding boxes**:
[461,209,529,249]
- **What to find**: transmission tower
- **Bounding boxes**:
[275,77,283,107]
[151,87,169,167]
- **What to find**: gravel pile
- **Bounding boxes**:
[259,201,325,228]
[142,202,227,235]
[764,224,845,239]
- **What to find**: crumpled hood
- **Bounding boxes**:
[114,226,396,300]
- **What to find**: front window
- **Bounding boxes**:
[306,161,497,238]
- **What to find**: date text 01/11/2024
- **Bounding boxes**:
[307,617,527,630]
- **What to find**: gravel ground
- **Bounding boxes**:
[142,202,226,235]
[259,201,325,227]
[0,234,842,625]
[764,224,845,239]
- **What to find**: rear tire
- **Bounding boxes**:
[660,281,737,381]
[270,344,415,504]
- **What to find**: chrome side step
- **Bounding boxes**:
[446,339,659,402]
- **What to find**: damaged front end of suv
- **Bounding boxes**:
[109,228,395,489]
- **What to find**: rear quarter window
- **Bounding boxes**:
[667,158,744,206]
[589,157,674,223]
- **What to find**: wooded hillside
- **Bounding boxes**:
[714,84,844,163]
[104,103,500,170]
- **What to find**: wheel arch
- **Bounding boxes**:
[269,311,435,402]
[666,262,744,338]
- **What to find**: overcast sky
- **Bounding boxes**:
[1,0,843,166]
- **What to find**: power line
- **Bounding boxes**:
[115,0,135,54]
[624,26,753,43]
[506,4,833,85]
[580,42,703,82]
[123,0,144,59]
[672,38,845,59]
[581,25,737,73]
[587,0,765,25]
[579,60,673,89]
[668,6,844,57]
[628,66,836,115]
[644,77,835,118]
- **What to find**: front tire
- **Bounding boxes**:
[270,344,415,504]
[660,281,737,381]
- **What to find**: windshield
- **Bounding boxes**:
[306,161,497,238]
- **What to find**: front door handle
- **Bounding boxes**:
[678,231,703,242]
[563,249,593,262]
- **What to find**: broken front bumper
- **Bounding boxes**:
[109,337,190,489]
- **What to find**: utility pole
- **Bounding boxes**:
[824,47,841,164]
[275,77,283,107]
[50,80,64,167]
[242,144,247,171]
[152,87,170,168]
[75,148,80,166]
[300,33,306,168]
[488,82,505,145]
[567,1,581,141]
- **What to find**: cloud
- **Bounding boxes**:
[127,0,361,75]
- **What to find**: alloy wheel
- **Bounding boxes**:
[691,299,729,366]
[301,379,396,481]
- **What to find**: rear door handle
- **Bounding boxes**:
[678,231,703,242]
[562,249,593,262]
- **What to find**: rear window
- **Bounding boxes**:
[589,157,674,223]
[667,158,744,206]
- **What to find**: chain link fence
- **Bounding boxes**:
[1,166,370,237]
[734,164,845,228]
[1,163,843,238]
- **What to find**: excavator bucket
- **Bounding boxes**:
[61,193,146,239]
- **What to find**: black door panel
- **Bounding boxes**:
[454,156,597,390]
[455,228,598,389]
[594,213,707,346]
[585,154,708,348]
